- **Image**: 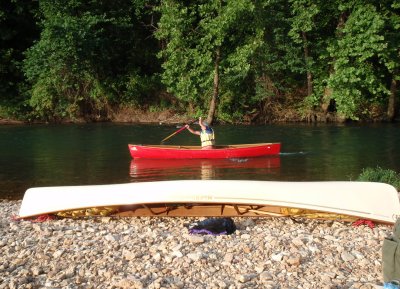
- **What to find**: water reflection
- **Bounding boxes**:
[129,157,281,181]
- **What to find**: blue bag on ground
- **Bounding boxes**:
[189,217,236,235]
[384,281,400,289]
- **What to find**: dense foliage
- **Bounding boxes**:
[0,1,39,117]
[357,166,400,190]
[0,0,399,123]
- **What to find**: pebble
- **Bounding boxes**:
[342,251,356,262]
[0,200,394,288]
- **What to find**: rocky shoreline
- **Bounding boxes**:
[0,199,393,288]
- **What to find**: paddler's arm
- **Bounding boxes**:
[198,117,206,131]
[185,125,200,135]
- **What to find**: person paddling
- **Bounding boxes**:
[185,117,215,149]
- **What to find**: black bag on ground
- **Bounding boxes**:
[383,218,400,282]
[189,217,236,235]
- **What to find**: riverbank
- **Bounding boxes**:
[2,105,398,125]
[0,118,24,125]
[1,199,392,288]
[0,110,191,126]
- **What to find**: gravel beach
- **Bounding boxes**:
[0,199,394,289]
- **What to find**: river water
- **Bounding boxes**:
[1,122,399,199]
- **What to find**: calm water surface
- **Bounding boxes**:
[1,122,399,199]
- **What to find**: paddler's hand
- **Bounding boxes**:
[185,124,190,129]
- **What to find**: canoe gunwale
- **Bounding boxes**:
[132,143,279,150]
[18,202,395,224]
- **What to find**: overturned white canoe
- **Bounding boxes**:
[18,180,400,224]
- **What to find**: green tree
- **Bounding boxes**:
[288,0,320,97]
[248,0,319,123]
[23,0,157,121]
[155,0,264,124]
[379,0,400,120]
[327,2,394,120]
[288,0,343,116]
[0,1,39,117]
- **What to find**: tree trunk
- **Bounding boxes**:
[207,47,220,125]
[302,31,313,97]
[321,12,347,112]
[336,12,347,33]
[387,77,397,121]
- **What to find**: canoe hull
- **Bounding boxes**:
[18,180,400,224]
[128,143,281,159]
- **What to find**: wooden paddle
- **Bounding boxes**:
[161,119,197,143]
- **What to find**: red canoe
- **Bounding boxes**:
[128,143,281,159]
